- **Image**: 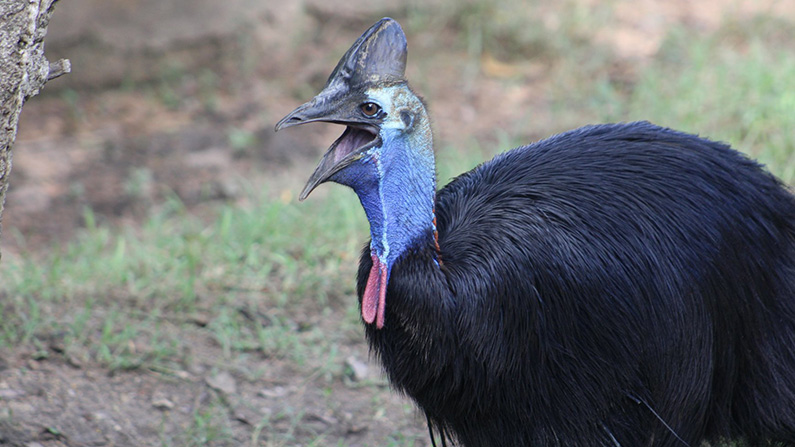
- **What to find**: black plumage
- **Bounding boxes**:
[276,18,795,447]
[359,122,795,446]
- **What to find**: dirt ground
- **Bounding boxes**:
[1,0,793,446]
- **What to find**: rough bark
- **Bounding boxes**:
[0,0,68,260]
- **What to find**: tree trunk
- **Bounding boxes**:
[0,0,69,260]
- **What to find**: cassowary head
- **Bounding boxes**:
[275,18,437,328]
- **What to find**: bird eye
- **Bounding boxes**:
[361,102,381,117]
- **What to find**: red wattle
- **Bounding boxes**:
[362,254,388,328]
[375,261,387,329]
[362,256,380,324]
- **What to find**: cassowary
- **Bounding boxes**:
[275,17,795,447]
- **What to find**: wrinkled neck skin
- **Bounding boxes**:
[330,85,437,282]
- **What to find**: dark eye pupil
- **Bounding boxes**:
[362,103,379,116]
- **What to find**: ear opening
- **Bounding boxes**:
[400,110,414,130]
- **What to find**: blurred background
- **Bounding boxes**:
[0,0,793,445]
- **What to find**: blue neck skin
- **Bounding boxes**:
[329,125,437,275]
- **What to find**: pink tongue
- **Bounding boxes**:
[362,254,388,328]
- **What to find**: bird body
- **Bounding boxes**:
[362,121,795,446]
[276,18,795,447]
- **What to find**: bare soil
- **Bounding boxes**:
[1,0,791,446]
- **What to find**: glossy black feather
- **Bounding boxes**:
[357,121,795,447]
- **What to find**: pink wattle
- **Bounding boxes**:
[363,254,388,328]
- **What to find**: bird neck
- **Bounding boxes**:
[326,95,437,327]
[362,113,437,269]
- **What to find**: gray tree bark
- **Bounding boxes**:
[0,0,69,260]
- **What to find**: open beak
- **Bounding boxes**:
[275,96,380,200]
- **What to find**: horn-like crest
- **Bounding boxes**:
[326,17,407,90]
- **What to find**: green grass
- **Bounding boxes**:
[0,188,367,371]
